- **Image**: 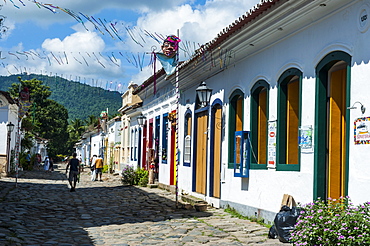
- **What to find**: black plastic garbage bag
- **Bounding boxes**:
[273,205,301,243]
[268,224,278,239]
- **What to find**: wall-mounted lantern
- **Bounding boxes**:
[348,101,366,114]
[137,114,146,127]
[196,81,213,107]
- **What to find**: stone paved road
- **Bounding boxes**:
[0,163,289,246]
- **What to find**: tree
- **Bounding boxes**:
[9,77,51,106]
[68,118,86,142]
[9,77,70,157]
[38,99,69,157]
[85,114,99,131]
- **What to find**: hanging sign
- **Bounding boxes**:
[299,125,313,152]
[354,117,370,144]
[267,120,277,168]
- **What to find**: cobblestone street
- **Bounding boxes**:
[0,163,288,246]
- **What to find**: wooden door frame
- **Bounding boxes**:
[209,99,222,198]
[314,51,351,200]
[193,106,209,194]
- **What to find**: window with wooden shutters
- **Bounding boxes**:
[250,80,269,170]
[277,68,302,171]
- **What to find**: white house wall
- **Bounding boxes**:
[0,104,18,155]
[348,61,370,205]
[120,116,130,167]
[80,138,91,165]
[0,93,19,174]
[107,121,121,147]
[106,120,121,170]
[174,0,370,223]
[141,87,177,186]
[91,133,102,157]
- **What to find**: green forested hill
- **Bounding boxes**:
[0,74,122,121]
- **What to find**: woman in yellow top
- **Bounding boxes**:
[94,155,104,181]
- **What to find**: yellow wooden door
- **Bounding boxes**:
[196,113,208,194]
[286,80,299,164]
[327,68,346,199]
[213,107,222,198]
[258,89,267,164]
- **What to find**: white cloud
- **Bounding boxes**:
[40,31,124,81]
[42,31,105,52]
[135,0,257,44]
[0,0,189,24]
[130,66,153,86]
[0,30,125,84]
[125,0,258,83]
[0,0,261,89]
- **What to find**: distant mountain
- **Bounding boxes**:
[0,74,122,121]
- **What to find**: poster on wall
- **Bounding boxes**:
[267,120,277,168]
[354,117,370,144]
[299,125,313,152]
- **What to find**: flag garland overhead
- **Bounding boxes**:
[1,0,237,86]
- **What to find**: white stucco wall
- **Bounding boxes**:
[140,87,177,185]
[347,62,370,205]
[91,133,102,157]
[174,0,370,221]
[0,104,18,156]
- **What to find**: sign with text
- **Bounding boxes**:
[354,117,370,144]
[268,120,277,168]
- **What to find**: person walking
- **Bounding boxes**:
[26,151,31,169]
[33,153,40,170]
[90,154,97,181]
[37,154,42,170]
[78,154,84,172]
[43,156,50,172]
[94,155,104,182]
[48,157,54,172]
[65,153,81,192]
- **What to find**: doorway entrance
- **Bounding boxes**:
[314,51,351,200]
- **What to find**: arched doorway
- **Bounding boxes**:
[314,51,351,200]
[210,100,222,198]
[194,109,208,194]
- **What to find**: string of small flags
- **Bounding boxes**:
[1,0,202,57]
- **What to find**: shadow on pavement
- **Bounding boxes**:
[0,168,212,245]
[6,164,68,181]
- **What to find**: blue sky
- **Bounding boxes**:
[0,0,259,92]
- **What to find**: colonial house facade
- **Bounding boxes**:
[30,137,48,162]
[75,129,104,167]
[106,116,122,172]
[0,91,18,175]
[117,82,142,170]
[127,0,370,224]
[134,69,178,185]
